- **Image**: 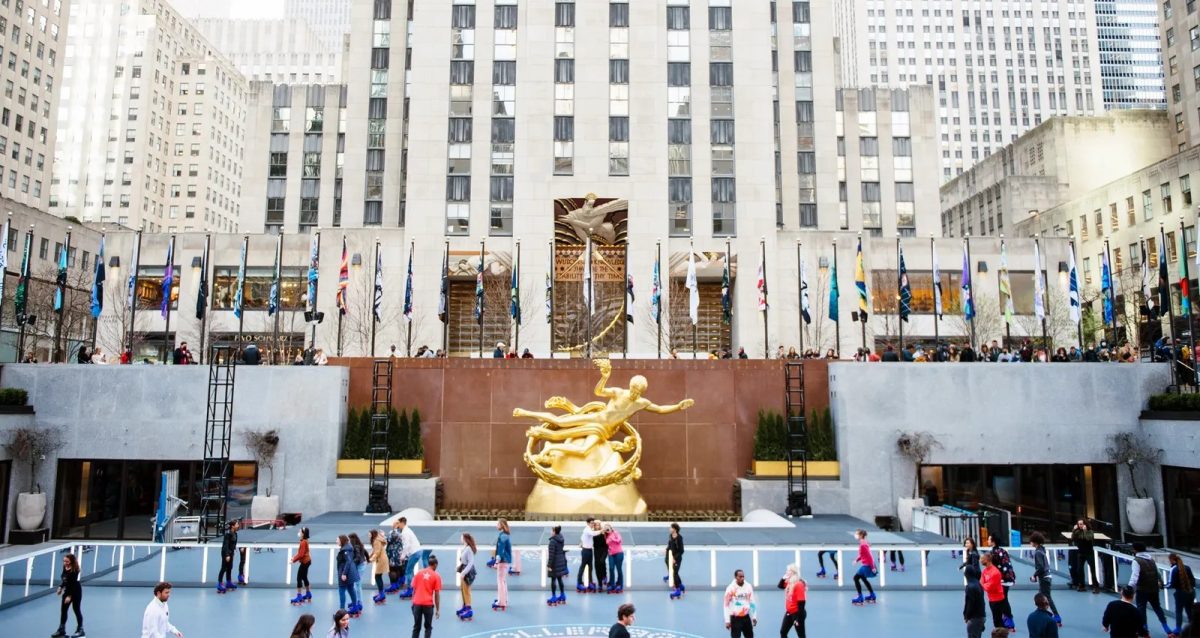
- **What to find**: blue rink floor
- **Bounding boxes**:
[0,577,1167,638]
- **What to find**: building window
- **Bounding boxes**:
[1143,189,1154,221]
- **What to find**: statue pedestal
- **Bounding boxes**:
[525,436,647,517]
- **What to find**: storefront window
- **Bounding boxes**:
[135,266,180,310]
[212,266,305,312]
[1163,465,1200,552]
[869,270,963,314]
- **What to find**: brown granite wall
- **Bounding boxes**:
[330,358,830,511]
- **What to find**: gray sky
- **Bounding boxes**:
[172,0,284,20]
[236,0,283,19]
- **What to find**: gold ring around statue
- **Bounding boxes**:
[523,422,643,489]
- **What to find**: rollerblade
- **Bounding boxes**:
[669,587,682,600]
[225,581,237,591]
[816,569,827,578]
[237,575,246,586]
[302,592,312,604]
[290,593,306,606]
[384,582,401,595]
[216,582,227,594]
[51,628,67,637]
[398,586,414,599]
[1052,615,1062,627]
[864,593,877,604]
[372,593,386,605]
[459,606,474,621]
[851,595,865,606]
[491,600,506,611]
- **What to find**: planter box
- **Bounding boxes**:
[751,460,839,478]
[336,459,425,476]
[1139,410,1200,421]
[0,405,33,414]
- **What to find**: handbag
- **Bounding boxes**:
[463,567,477,586]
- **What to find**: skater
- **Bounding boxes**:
[1102,586,1147,638]
[1168,553,1195,634]
[1130,541,1172,636]
[578,517,602,592]
[889,550,906,572]
[960,537,981,572]
[964,563,987,638]
[1028,533,1061,627]
[980,552,1014,632]
[609,603,636,638]
[456,533,477,620]
[851,529,877,605]
[237,546,248,586]
[216,520,239,593]
[815,550,838,579]
[593,518,609,590]
[666,522,685,599]
[327,610,350,638]
[395,517,430,597]
[369,530,389,604]
[349,533,369,613]
[140,582,183,638]
[1069,519,1099,592]
[605,523,625,593]
[1025,593,1059,638]
[290,527,313,605]
[777,563,807,638]
[492,518,512,611]
[289,614,315,638]
[53,552,84,637]
[986,534,1017,606]
[335,535,361,615]
[547,525,568,605]
[386,520,407,593]
[410,554,441,638]
[723,569,758,637]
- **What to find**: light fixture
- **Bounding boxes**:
[109,256,121,269]
[977,261,988,273]
[1058,261,1068,273]
[190,256,202,269]
[351,253,362,267]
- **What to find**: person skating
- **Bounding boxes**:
[777,563,807,638]
[609,603,636,638]
[395,517,430,599]
[724,569,758,637]
[604,523,625,593]
[1026,593,1059,637]
[290,527,313,605]
[547,525,569,605]
[335,535,361,616]
[1103,586,1149,638]
[1168,553,1195,635]
[348,533,369,615]
[455,533,477,620]
[980,552,1015,632]
[369,529,389,604]
[289,614,315,638]
[593,518,609,590]
[141,582,183,638]
[851,529,878,605]
[491,518,512,611]
[987,534,1018,615]
[964,563,987,638]
[327,610,350,638]
[1129,541,1172,637]
[578,516,602,593]
[385,519,406,594]
[216,520,239,593]
[666,523,685,599]
[815,550,838,579]
[409,554,441,638]
[960,537,981,572]
[52,553,84,637]
[1029,532,1061,627]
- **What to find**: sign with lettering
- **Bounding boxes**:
[462,626,703,638]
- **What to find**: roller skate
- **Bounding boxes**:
[51,627,67,637]
[1002,615,1015,631]
[385,582,401,595]
[546,594,558,606]
[890,563,897,572]
[302,592,312,604]
[491,600,506,611]
[71,630,86,638]
[864,593,877,604]
[611,586,623,594]
[669,587,682,600]
[237,575,246,586]
[816,569,827,578]
[586,583,597,593]
[662,575,670,583]
[576,583,587,593]
[557,594,567,605]
[486,557,497,569]
[1052,615,1062,628]
[225,581,237,591]
[398,586,414,599]
[372,593,386,605]
[290,593,305,606]
[508,567,521,575]
[851,595,865,606]
[347,602,362,618]
[459,607,474,621]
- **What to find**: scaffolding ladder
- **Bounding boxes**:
[365,358,393,513]
[199,346,237,541]
[784,362,811,516]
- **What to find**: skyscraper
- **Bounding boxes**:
[1095,0,1166,110]
[285,0,351,51]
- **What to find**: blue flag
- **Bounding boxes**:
[233,238,247,319]
[898,246,912,322]
[961,242,974,320]
[1101,251,1113,325]
[91,236,105,318]
[828,250,840,322]
[403,246,414,322]
[160,239,174,319]
[53,240,68,313]
[510,257,520,324]
[474,252,485,322]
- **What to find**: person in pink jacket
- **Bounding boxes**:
[851,529,877,606]
[604,524,625,593]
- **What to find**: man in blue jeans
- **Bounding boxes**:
[395,517,430,599]
[577,517,601,592]
[1129,542,1172,636]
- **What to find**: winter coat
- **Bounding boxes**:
[548,533,568,577]
[337,545,360,584]
[370,535,389,574]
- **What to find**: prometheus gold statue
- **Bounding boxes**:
[514,358,694,516]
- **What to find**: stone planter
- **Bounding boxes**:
[897,497,925,532]
[751,460,840,478]
[336,459,425,476]
[16,492,46,530]
[1125,497,1157,535]
[250,495,280,523]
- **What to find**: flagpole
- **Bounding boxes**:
[797,240,804,355]
[621,239,627,357]
[272,232,284,364]
[441,240,449,356]
[585,235,594,359]
[965,235,976,347]
[336,234,345,357]
[549,239,556,355]
[1070,238,1082,347]
[406,239,414,357]
[1104,238,1116,344]
[1162,224,1179,361]
[761,237,768,359]
[162,234,174,363]
[479,239,486,359]
[515,239,522,355]
[371,238,380,358]
[999,235,1011,347]
[0,213,10,355]
[308,232,321,353]
[127,227,143,361]
[655,239,662,359]
[930,234,939,348]
[896,234,903,352]
[238,235,248,341]
[858,232,866,354]
[16,225,33,360]
[833,237,841,355]
[690,240,697,359]
[725,238,731,350]
[1180,216,1195,367]
[53,228,71,362]
[198,233,211,364]
[91,230,104,352]
[1036,235,1049,351]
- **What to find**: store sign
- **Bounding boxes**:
[209,332,302,345]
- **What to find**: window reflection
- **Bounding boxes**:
[212,266,305,311]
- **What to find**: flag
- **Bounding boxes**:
[932,244,943,318]
[720,256,732,324]
[1033,240,1046,321]
[1101,249,1113,325]
[1068,243,1081,322]
[1180,231,1191,316]
[53,239,68,314]
[372,246,383,322]
[268,238,282,317]
[625,274,635,323]
[233,237,248,319]
[854,238,869,320]
[1159,228,1171,315]
[15,232,30,319]
[196,240,209,320]
[961,242,974,320]
[127,234,140,311]
[306,233,319,314]
[0,219,8,314]
[403,246,414,322]
[510,255,521,324]
[474,249,484,322]
[160,239,174,319]
[799,253,811,324]
[757,257,768,312]
[651,255,661,323]
[686,249,699,325]
[898,246,912,322]
[582,239,594,315]
[828,249,840,322]
[335,236,348,316]
[1141,241,1154,318]
[999,240,1014,325]
[544,248,552,323]
[438,247,449,323]
[91,236,105,319]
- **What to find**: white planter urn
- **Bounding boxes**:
[250,495,280,523]
[897,497,925,532]
[16,492,46,530]
[1125,497,1157,535]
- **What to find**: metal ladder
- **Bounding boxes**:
[365,358,393,514]
[784,362,811,516]
[199,346,237,541]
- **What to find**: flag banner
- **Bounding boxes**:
[720,257,732,324]
[898,246,912,322]
[544,248,552,323]
[335,236,349,316]
[15,232,30,318]
[854,238,869,319]
[1180,231,1191,316]
[1101,249,1113,325]
[1141,241,1154,318]
[234,238,248,319]
[91,235,105,319]
[127,235,140,311]
[1159,228,1171,315]
[438,248,449,323]
[53,239,68,313]
[757,257,768,312]
[269,239,282,317]
[961,242,974,320]
[510,255,521,324]
[306,233,319,314]
[799,253,811,325]
[686,250,699,325]
[1033,241,1046,321]
[474,250,484,322]
[625,274,634,324]
[1068,243,1081,322]
[196,241,209,320]
[932,244,943,318]
[0,220,8,313]
[582,239,594,315]
[999,240,1015,325]
[404,246,414,322]
[159,239,174,319]
[372,247,383,323]
[828,248,840,322]
[651,256,661,323]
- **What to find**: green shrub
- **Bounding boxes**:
[343,406,424,459]
[808,408,838,461]
[0,388,28,406]
[1148,393,1200,411]
[408,408,424,459]
[753,410,787,461]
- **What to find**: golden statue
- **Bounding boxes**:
[514,359,694,516]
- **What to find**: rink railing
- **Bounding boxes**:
[0,541,1177,611]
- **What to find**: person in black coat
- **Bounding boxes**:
[217,520,239,591]
[593,520,609,588]
[666,523,685,595]
[963,564,987,638]
[1102,586,1147,638]
[547,526,569,605]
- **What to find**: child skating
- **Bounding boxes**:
[289,527,312,606]
[851,529,877,606]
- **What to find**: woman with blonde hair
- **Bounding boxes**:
[491,519,512,611]
[777,563,807,637]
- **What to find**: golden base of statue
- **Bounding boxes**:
[514,359,692,517]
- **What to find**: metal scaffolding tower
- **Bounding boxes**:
[199,346,237,541]
[365,358,393,513]
[784,362,811,517]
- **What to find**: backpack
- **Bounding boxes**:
[386,530,404,565]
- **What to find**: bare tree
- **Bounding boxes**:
[21,265,95,362]
[800,267,834,354]
[947,289,1004,347]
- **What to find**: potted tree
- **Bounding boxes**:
[241,429,281,523]
[1104,432,1164,535]
[895,431,941,532]
[3,427,65,530]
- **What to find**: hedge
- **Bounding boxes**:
[753,408,838,461]
[0,388,28,406]
[1148,393,1200,411]
[341,406,424,459]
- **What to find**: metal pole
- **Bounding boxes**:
[797,241,804,355]
[1162,225,1180,370]
[479,239,486,359]
[1037,235,1049,352]
[931,235,939,348]
[406,239,414,357]
[308,232,321,353]
[16,226,33,360]
[549,239,556,355]
[622,239,627,357]
[761,237,768,359]
[370,238,379,358]
[585,235,593,359]
[656,240,662,359]
[1181,216,1196,376]
[965,236,976,347]
[272,232,283,364]
[128,228,143,361]
[1071,238,1083,347]
[515,239,522,355]
[162,234,174,364]
[238,235,248,341]
[0,213,10,355]
[1000,236,1011,347]
[54,228,72,362]
[896,234,903,352]
[833,238,841,355]
[690,240,696,359]
[198,233,211,364]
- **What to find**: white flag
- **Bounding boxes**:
[545,248,553,323]
[799,255,811,324]
[1033,240,1045,320]
[1141,241,1154,315]
[686,250,699,325]
[1068,243,1081,322]
[582,237,594,315]
[932,243,943,317]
